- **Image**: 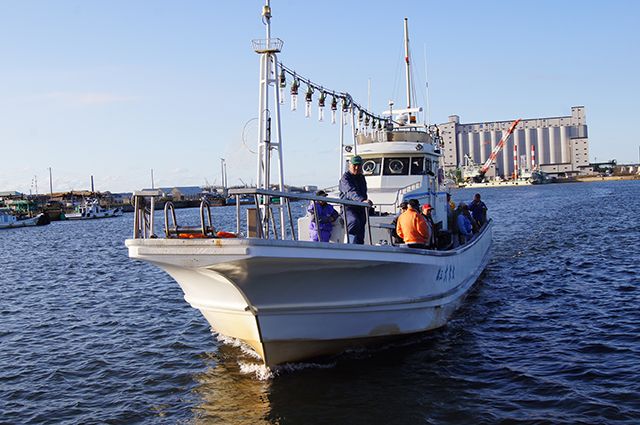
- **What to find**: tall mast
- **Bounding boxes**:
[253,0,285,238]
[403,18,411,109]
[48,167,53,195]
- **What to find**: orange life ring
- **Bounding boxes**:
[216,231,237,238]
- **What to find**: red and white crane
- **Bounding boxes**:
[471,118,521,182]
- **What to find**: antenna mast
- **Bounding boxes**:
[403,18,412,109]
[423,44,430,126]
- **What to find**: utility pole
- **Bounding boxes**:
[220,158,227,195]
[48,167,53,195]
[151,168,155,189]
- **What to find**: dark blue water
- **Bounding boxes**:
[1,181,639,424]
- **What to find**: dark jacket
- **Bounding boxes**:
[339,171,368,230]
[469,200,487,225]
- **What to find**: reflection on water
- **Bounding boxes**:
[192,348,271,424]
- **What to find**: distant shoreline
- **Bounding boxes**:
[575,175,640,183]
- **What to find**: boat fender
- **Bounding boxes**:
[216,231,237,238]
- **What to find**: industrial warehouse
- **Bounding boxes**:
[439,106,590,180]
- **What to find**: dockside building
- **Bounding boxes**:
[439,106,590,179]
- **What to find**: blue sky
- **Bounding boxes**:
[1,0,638,193]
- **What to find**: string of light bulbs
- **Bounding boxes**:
[278,62,391,132]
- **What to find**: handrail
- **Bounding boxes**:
[132,188,373,244]
[132,190,161,238]
[228,188,371,208]
[384,180,422,212]
[230,187,372,243]
[163,199,215,238]
[200,199,215,235]
[164,202,178,238]
[321,184,338,193]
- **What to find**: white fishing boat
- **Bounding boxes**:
[125,1,493,366]
[66,198,122,220]
[0,208,48,229]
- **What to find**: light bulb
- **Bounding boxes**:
[290,78,300,111]
[319,106,324,121]
[304,86,313,118]
[305,100,311,118]
[278,69,286,105]
[331,109,337,124]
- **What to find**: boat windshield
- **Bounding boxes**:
[361,156,433,176]
[383,158,410,175]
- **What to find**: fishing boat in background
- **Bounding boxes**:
[0,208,49,229]
[529,169,552,184]
[126,1,494,366]
[66,198,122,220]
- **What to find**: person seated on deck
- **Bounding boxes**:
[390,201,408,245]
[469,193,488,227]
[457,203,474,245]
[447,193,459,247]
[421,203,437,249]
[307,190,339,242]
[396,199,430,249]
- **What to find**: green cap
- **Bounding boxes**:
[350,155,363,165]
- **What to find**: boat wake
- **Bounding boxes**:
[234,332,448,380]
[214,333,262,360]
[239,360,338,380]
[214,331,340,379]
[238,362,275,380]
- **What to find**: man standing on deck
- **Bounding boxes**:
[469,193,488,227]
[339,155,373,244]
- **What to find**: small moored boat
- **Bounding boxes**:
[0,208,49,229]
[66,198,122,220]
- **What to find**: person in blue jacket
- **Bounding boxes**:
[457,203,473,244]
[339,155,373,244]
[307,190,339,242]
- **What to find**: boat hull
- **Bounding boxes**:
[65,210,122,220]
[126,222,492,365]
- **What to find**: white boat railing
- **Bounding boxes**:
[130,188,374,244]
[163,199,215,238]
[371,181,424,212]
[228,188,374,244]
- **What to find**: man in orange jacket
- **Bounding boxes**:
[396,199,430,249]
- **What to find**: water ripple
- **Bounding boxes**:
[1,181,639,423]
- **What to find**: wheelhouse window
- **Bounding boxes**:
[383,157,410,176]
[410,157,425,175]
[424,158,433,175]
[362,158,382,176]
